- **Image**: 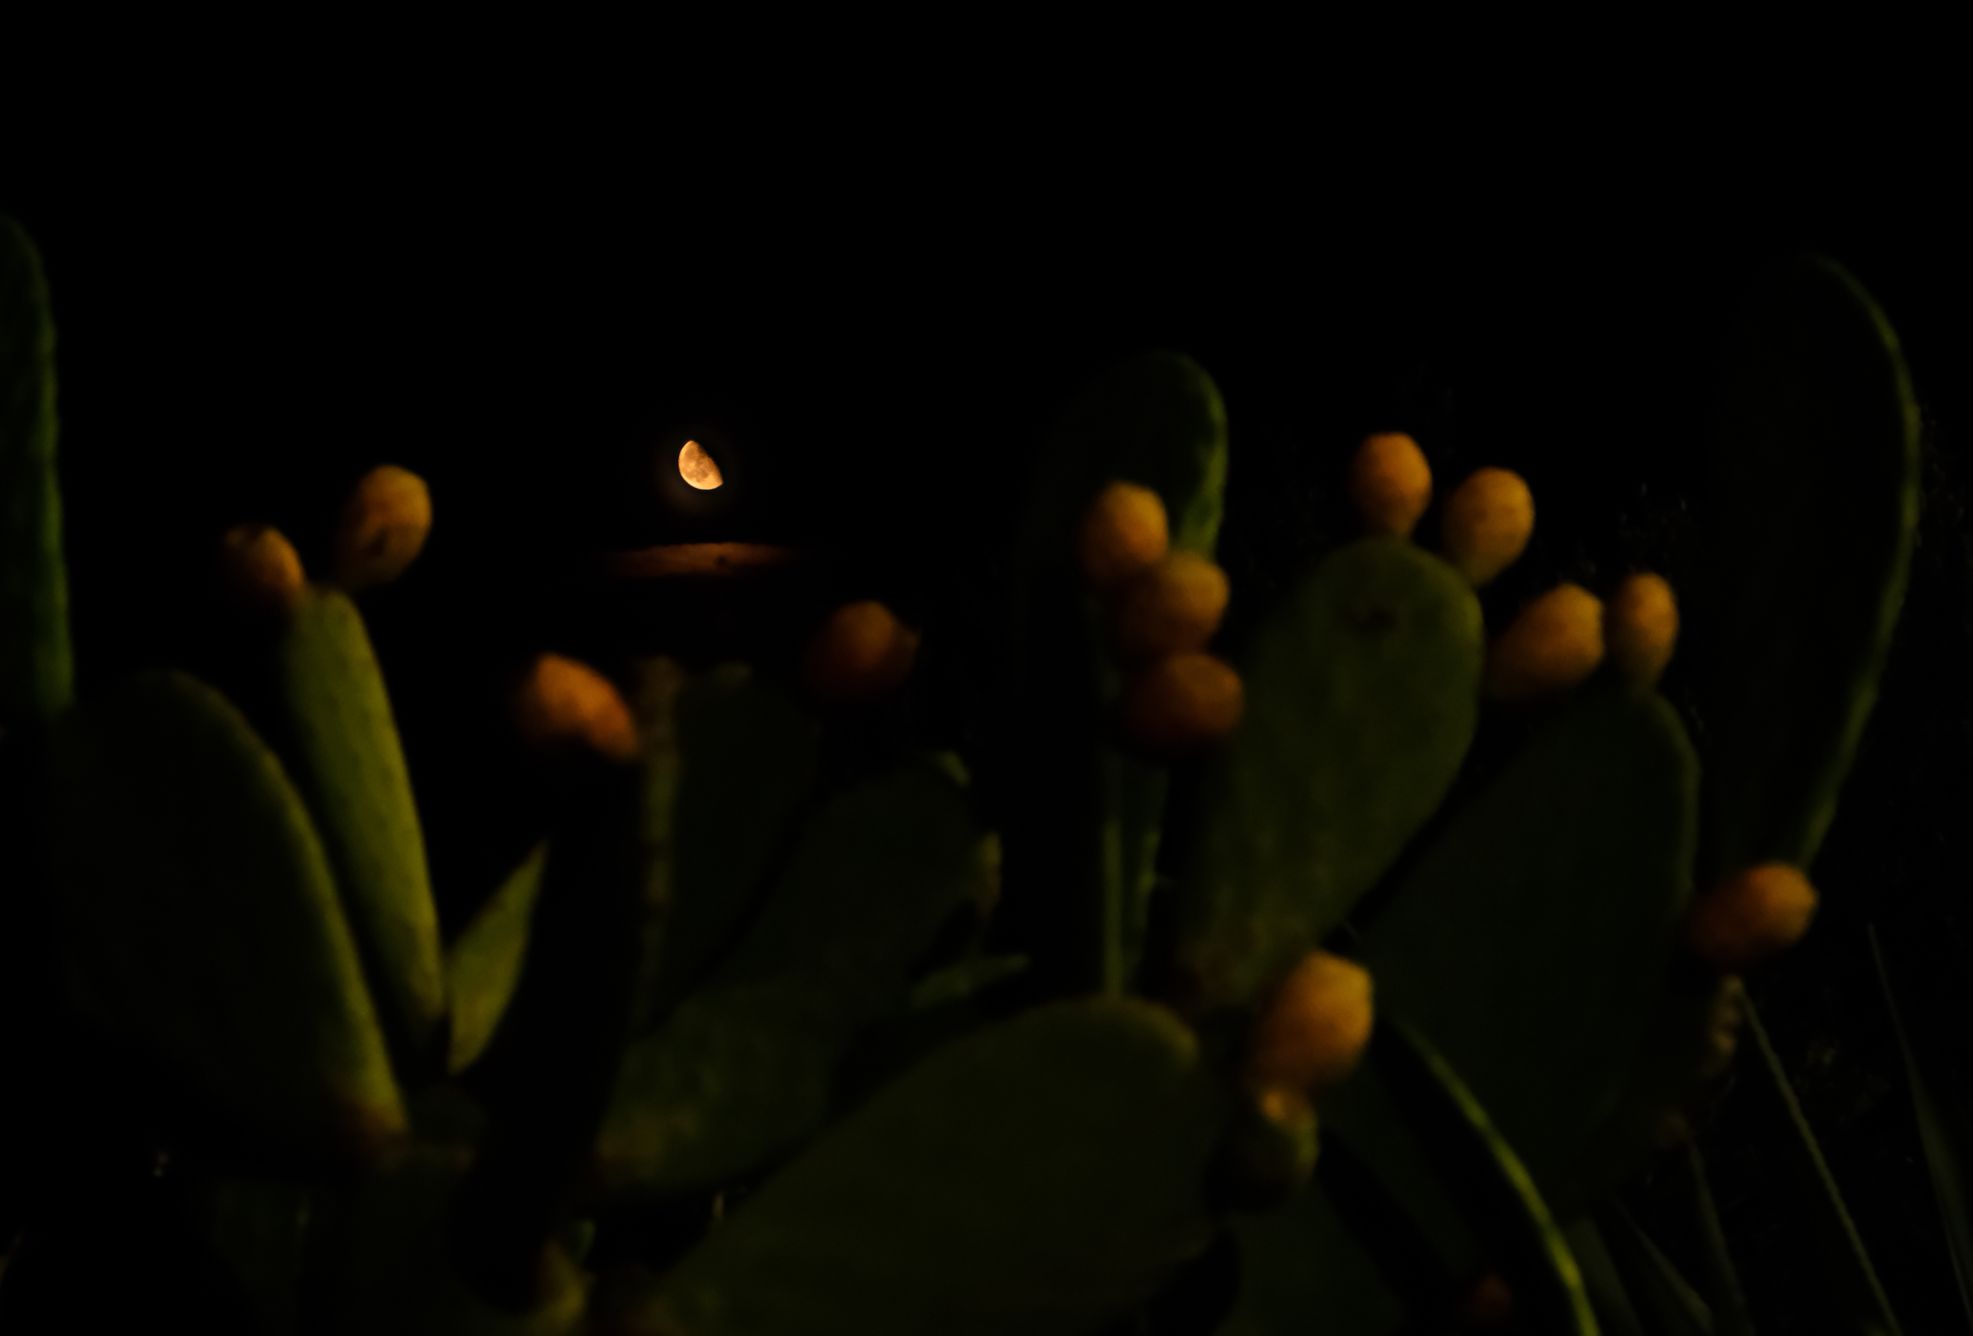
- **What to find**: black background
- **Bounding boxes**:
[8,133,1973,1330]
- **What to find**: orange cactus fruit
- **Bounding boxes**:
[1246,950,1375,1095]
[1078,481,1169,590]
[1109,552,1231,662]
[1117,652,1244,758]
[219,523,306,615]
[515,654,640,764]
[1607,572,1679,687]
[1484,583,1605,702]
[333,464,433,591]
[1442,467,1534,586]
[1348,431,1433,538]
[801,600,921,704]
[1212,1082,1322,1211]
[1686,863,1818,970]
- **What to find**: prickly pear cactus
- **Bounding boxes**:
[0,215,70,734]
[0,211,1925,1336]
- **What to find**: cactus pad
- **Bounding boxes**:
[594,755,996,1197]
[615,998,1226,1335]
[1178,537,1483,1007]
[0,214,71,730]
[48,671,404,1160]
[446,843,548,1076]
[1701,254,1919,876]
[1362,683,1698,1199]
[270,586,444,1067]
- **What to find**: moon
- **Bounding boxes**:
[678,439,724,491]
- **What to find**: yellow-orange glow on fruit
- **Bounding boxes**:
[1442,467,1535,586]
[1484,584,1605,702]
[1686,864,1818,970]
[219,523,305,615]
[1246,950,1374,1094]
[1257,1085,1315,1129]
[515,654,640,764]
[333,465,432,591]
[678,440,724,491]
[1118,652,1243,757]
[1079,481,1169,590]
[1607,572,1679,686]
[1109,552,1231,661]
[802,600,920,703]
[1349,432,1433,538]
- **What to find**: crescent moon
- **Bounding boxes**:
[678,439,724,491]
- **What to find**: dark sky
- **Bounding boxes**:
[12,149,1967,644]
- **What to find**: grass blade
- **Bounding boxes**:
[1869,923,1973,1328]
[1681,1142,1755,1336]
[1744,998,1902,1334]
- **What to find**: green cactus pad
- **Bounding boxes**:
[1222,1184,1408,1336]
[304,1141,588,1335]
[1232,1022,1596,1334]
[1701,254,1919,877]
[631,660,821,1030]
[614,998,1227,1335]
[594,755,995,1198]
[1361,683,1697,1199]
[1177,537,1483,1007]
[1230,1040,1481,1334]
[1365,1023,1598,1334]
[906,951,1030,1011]
[446,843,547,1076]
[181,1174,313,1334]
[271,586,444,1067]
[1561,967,1735,1216]
[48,671,404,1159]
[1110,747,1170,984]
[303,1142,465,1332]
[0,215,72,730]
[1022,349,1230,569]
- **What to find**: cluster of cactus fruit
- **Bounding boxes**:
[0,212,1922,1333]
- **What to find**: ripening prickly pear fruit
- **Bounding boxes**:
[1079,481,1169,590]
[515,654,639,763]
[1442,467,1534,586]
[1246,950,1374,1094]
[1607,572,1679,686]
[801,600,920,703]
[1109,552,1231,661]
[1694,975,1746,1082]
[333,464,432,591]
[1118,652,1243,757]
[1210,1084,1320,1212]
[1484,583,1605,702]
[219,523,305,615]
[1349,432,1432,538]
[1686,863,1818,970]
